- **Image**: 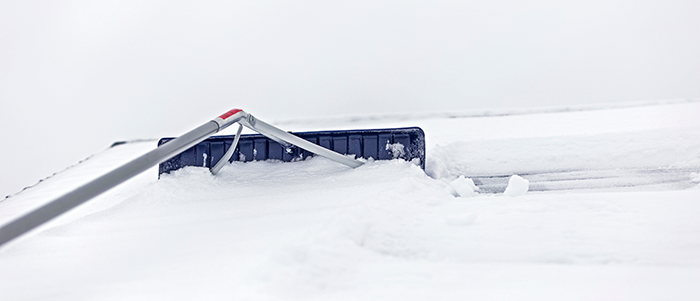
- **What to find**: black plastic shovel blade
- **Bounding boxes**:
[158,127,425,176]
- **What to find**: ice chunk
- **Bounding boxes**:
[449,175,479,197]
[503,174,529,196]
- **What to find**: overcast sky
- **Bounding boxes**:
[1,0,699,197]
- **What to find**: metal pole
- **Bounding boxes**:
[0,109,245,248]
[210,124,242,175]
[240,114,364,168]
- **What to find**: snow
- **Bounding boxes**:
[1,101,700,300]
[385,142,406,159]
[691,172,700,183]
[503,174,529,196]
[448,175,479,197]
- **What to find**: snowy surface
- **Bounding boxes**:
[1,101,700,300]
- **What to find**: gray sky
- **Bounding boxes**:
[1,0,699,197]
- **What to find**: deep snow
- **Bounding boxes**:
[1,101,699,300]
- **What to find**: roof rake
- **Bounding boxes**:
[0,109,425,247]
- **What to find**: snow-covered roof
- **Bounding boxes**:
[1,101,699,300]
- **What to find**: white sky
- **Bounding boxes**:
[1,0,699,197]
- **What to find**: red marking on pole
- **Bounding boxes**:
[218,109,242,120]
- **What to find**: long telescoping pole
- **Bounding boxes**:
[0,109,247,248]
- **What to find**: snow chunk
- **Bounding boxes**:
[691,173,700,189]
[385,143,405,159]
[691,172,700,183]
[449,175,479,197]
[503,175,529,196]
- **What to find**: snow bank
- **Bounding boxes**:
[426,127,700,180]
[424,102,700,193]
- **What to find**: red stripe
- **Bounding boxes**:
[218,109,242,120]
